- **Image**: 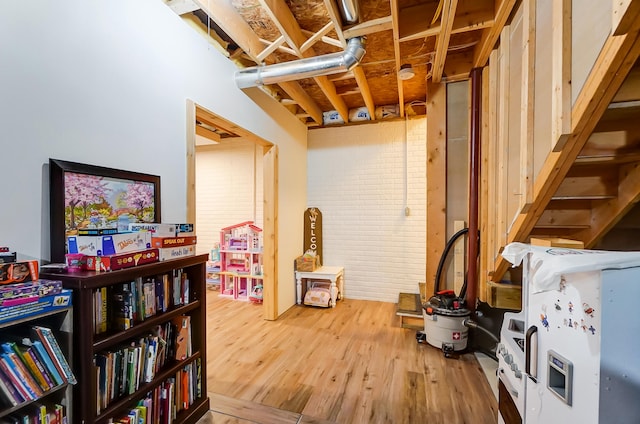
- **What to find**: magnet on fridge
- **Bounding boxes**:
[588,325,596,335]
[559,277,567,293]
[568,301,574,313]
[583,303,595,317]
[540,313,549,331]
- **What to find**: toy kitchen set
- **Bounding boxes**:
[497,243,640,424]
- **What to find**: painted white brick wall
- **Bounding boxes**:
[308,118,427,302]
[195,138,264,257]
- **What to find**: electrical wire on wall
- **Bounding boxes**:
[404,117,409,217]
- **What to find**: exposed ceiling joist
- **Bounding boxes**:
[473,0,517,68]
[193,0,325,125]
[390,0,405,117]
[343,16,393,39]
[259,0,350,122]
[432,0,459,82]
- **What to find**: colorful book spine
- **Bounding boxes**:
[32,326,77,385]
[25,347,55,389]
[0,356,31,403]
[15,345,52,392]
[0,352,38,400]
[30,339,64,386]
[0,367,20,406]
[1,344,45,396]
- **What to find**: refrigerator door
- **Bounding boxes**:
[599,267,640,422]
[524,271,602,423]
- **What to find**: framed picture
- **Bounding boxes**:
[49,158,161,263]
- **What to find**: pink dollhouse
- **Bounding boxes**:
[218,221,263,301]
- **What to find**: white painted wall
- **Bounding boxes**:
[307,118,427,302]
[195,140,264,256]
[0,0,306,316]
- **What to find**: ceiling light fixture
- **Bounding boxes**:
[398,63,415,80]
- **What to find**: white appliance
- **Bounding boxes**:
[499,243,640,424]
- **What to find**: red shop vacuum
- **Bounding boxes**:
[417,228,472,357]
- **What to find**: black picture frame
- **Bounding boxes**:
[49,158,161,263]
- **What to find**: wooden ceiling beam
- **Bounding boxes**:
[278,81,324,124]
[390,0,405,117]
[353,66,376,120]
[195,0,325,125]
[257,35,286,63]
[259,0,305,55]
[343,16,393,39]
[259,37,297,56]
[432,0,459,83]
[259,0,350,122]
[300,22,335,53]
[399,0,493,42]
[472,0,518,68]
[322,0,348,46]
[301,29,342,48]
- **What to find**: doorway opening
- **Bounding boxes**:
[186,100,278,320]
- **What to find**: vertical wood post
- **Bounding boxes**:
[468,67,482,313]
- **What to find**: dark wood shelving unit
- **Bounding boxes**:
[0,306,73,421]
[42,254,210,424]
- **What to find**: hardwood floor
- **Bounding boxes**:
[202,290,498,423]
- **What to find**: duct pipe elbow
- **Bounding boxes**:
[342,37,366,71]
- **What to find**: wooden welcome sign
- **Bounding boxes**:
[304,208,323,265]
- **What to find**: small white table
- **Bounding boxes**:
[295,265,344,307]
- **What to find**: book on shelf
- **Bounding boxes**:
[31,326,77,385]
[93,286,108,334]
[0,351,41,400]
[172,315,192,361]
[25,338,65,387]
[0,355,31,403]
[7,342,53,392]
[3,401,68,424]
[0,366,21,406]
[142,278,156,319]
[110,283,134,331]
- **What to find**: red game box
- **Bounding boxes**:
[84,249,159,271]
[151,236,197,249]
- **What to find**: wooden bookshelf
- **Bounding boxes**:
[0,305,73,422]
[41,254,210,424]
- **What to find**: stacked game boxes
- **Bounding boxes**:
[0,259,72,325]
[130,223,197,261]
[66,223,195,271]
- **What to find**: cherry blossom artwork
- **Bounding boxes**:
[63,171,156,235]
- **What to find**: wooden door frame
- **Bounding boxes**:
[186,99,278,320]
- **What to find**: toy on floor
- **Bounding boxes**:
[249,284,263,303]
[303,281,332,308]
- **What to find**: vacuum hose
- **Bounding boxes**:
[433,228,469,296]
[463,318,499,344]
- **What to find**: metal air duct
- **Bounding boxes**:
[235,0,364,88]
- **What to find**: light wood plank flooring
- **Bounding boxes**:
[200,291,498,423]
